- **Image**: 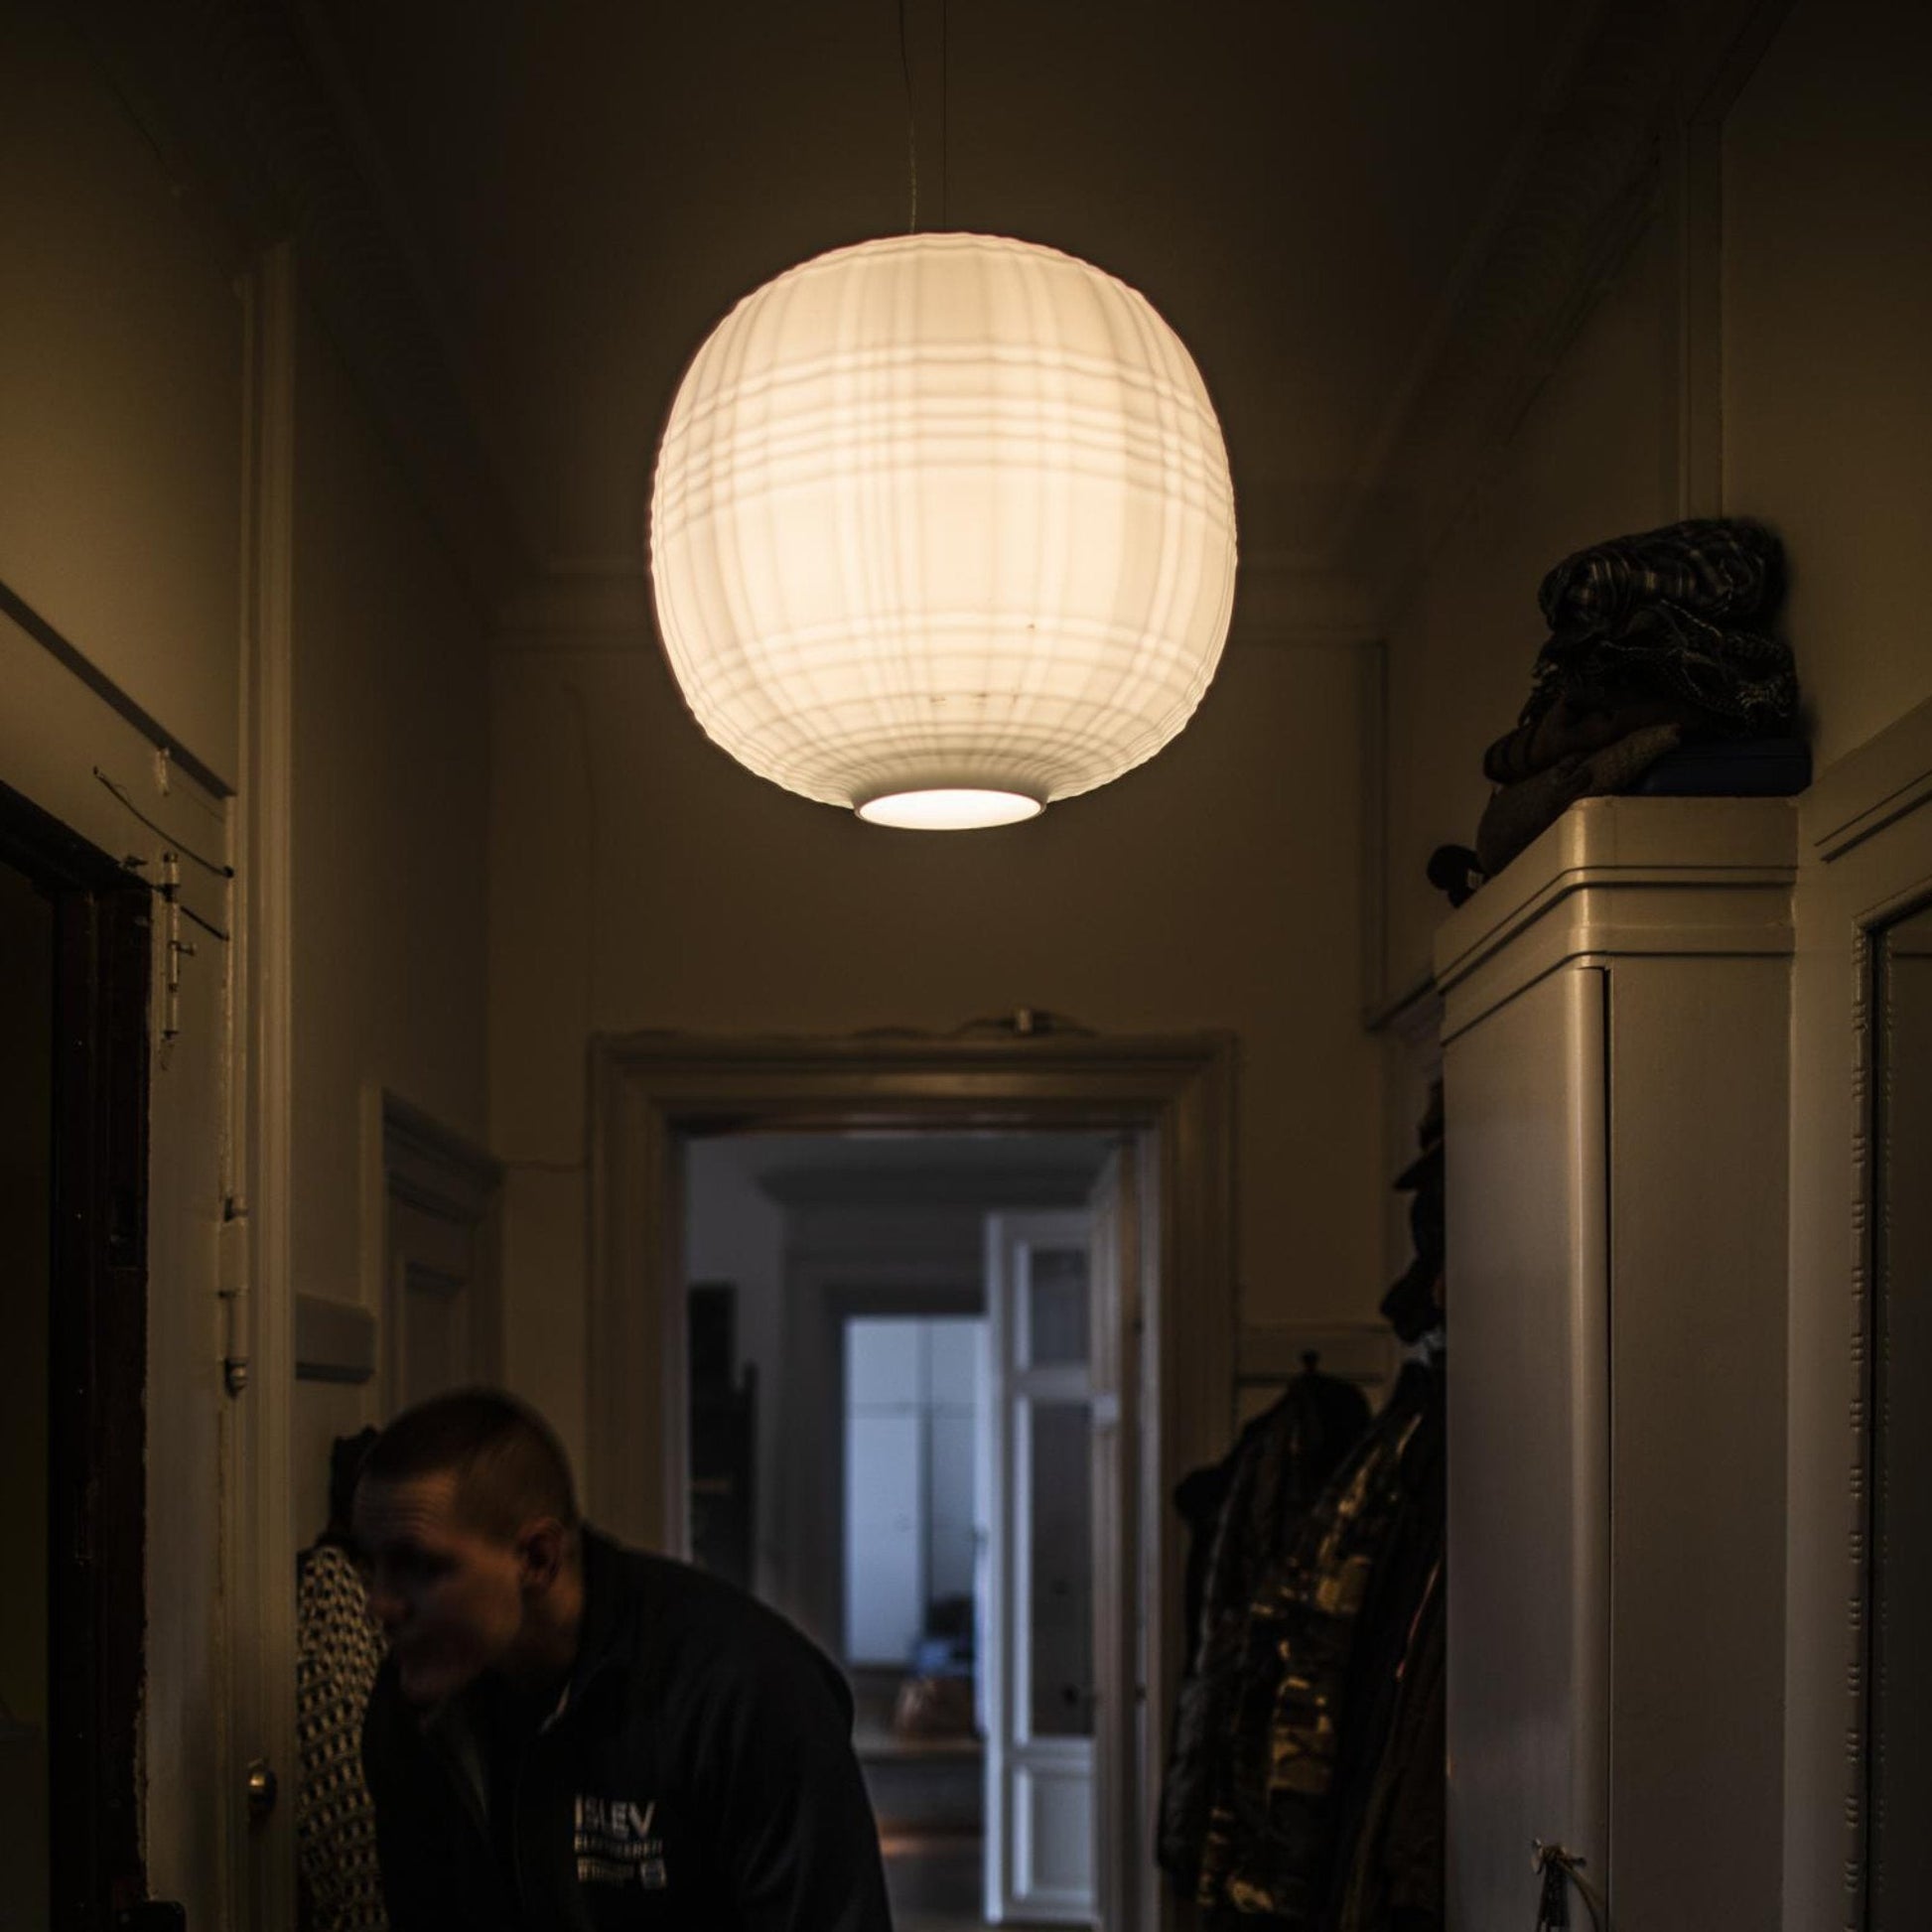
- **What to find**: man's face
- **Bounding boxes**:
[352,1470,528,1707]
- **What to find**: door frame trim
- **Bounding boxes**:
[587,1028,1237,1932]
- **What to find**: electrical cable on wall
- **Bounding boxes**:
[92,765,232,880]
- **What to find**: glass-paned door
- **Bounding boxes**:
[984,1212,1096,1923]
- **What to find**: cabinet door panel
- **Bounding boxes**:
[1445,965,1609,1930]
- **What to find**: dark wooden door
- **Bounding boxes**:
[1,778,152,1929]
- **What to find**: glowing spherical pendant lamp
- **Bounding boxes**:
[648,233,1237,828]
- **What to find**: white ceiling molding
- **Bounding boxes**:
[73,0,528,613]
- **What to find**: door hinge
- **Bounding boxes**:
[217,1202,251,1395]
[158,853,195,1047]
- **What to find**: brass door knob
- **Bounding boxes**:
[244,1760,278,1821]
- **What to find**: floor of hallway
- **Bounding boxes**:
[881,1827,987,1931]
[857,1670,992,1932]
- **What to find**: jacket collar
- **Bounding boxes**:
[560,1524,635,1714]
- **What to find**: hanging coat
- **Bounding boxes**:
[1157,1364,1369,1893]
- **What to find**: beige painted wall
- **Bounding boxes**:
[1724,0,1932,769]
[1381,210,1677,989]
[1371,6,1932,1920]
[288,304,492,1314]
[0,13,246,1916]
[2,15,497,1915]
[490,633,1387,1473]
[1381,0,1932,993]
[283,302,493,1544]
[0,2,244,788]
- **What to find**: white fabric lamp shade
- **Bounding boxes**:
[648,232,1237,827]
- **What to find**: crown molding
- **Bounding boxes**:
[72,0,530,616]
[83,0,1792,648]
[491,0,1789,656]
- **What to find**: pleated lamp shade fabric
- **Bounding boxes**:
[648,233,1237,827]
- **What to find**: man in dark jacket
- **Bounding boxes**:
[353,1387,893,1931]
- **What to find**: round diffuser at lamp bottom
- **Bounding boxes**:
[856,788,1045,831]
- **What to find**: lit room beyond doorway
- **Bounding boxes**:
[682,1131,1117,1931]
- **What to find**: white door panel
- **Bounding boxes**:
[1017,1756,1096,1906]
[985,1209,1099,1926]
[1445,967,1609,1929]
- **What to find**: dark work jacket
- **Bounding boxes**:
[361,1531,893,1932]
[1196,1358,1441,1924]
[1157,1368,1370,1893]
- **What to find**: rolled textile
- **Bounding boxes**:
[1516,519,1796,742]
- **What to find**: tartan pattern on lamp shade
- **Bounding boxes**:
[649,233,1238,820]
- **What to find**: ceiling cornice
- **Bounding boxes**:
[72,0,530,616]
[73,0,1791,650]
[489,0,1793,657]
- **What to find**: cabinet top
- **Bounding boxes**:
[1434,796,1797,1024]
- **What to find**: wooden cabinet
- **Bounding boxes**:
[1435,797,1795,1931]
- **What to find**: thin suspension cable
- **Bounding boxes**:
[897,0,919,231]
[940,0,949,228]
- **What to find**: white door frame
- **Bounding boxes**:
[984,1207,1102,1924]
[587,1032,1236,1932]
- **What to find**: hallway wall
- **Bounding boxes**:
[0,9,247,1911]
[1366,0,1932,1919]
[285,303,492,1542]
[1721,0,1932,769]
[489,635,1387,1469]
[0,7,493,1914]
[288,305,490,1319]
[1378,0,1932,992]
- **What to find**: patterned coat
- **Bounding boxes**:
[297,1542,390,1932]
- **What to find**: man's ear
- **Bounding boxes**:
[517,1517,569,1592]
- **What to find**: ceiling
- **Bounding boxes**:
[689,1130,1116,1211]
[284,0,1597,637]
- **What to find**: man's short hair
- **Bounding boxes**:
[360,1388,581,1544]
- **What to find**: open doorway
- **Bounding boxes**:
[683,1133,1116,1928]
[0,854,54,1927]
[0,779,152,1929]
[589,1030,1236,1932]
